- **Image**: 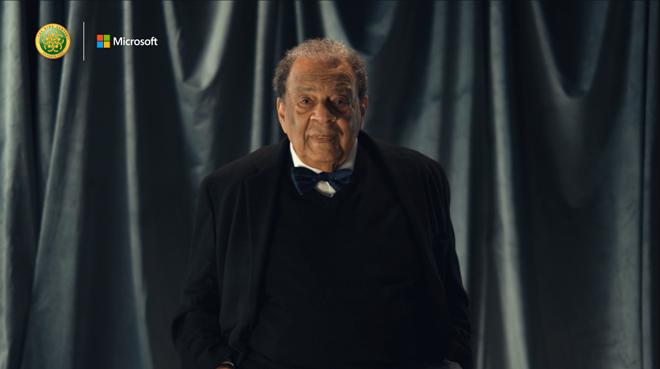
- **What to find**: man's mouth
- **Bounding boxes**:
[310,134,335,143]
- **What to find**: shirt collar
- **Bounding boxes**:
[289,138,358,173]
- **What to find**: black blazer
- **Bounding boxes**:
[172,131,472,369]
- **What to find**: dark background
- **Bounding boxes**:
[0,1,657,369]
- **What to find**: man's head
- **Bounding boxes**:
[273,38,368,173]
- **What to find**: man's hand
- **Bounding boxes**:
[445,360,463,369]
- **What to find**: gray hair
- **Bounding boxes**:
[273,38,368,100]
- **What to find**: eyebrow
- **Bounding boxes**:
[333,87,352,94]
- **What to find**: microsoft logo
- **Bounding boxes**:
[97,34,110,48]
[95,33,158,48]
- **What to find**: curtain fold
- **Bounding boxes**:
[641,3,658,369]
[0,3,38,369]
[0,1,656,369]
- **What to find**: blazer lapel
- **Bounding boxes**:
[359,132,432,256]
[244,138,289,331]
[381,152,435,270]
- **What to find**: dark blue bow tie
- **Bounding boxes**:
[290,167,353,195]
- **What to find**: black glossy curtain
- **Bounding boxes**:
[0,1,657,369]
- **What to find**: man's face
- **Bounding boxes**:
[277,57,368,173]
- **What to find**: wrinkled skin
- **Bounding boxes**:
[277,58,368,172]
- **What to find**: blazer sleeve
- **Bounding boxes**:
[441,223,472,369]
[171,177,237,369]
[433,165,472,369]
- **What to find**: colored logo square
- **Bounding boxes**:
[97,34,110,48]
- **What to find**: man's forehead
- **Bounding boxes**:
[293,84,353,93]
[290,80,354,95]
[287,58,356,90]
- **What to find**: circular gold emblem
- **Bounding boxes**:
[35,23,71,59]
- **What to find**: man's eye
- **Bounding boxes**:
[300,99,310,104]
[334,100,346,105]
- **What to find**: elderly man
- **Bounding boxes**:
[172,38,471,369]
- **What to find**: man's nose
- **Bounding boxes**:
[311,100,337,123]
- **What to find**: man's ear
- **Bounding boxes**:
[359,95,368,130]
[276,97,287,133]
